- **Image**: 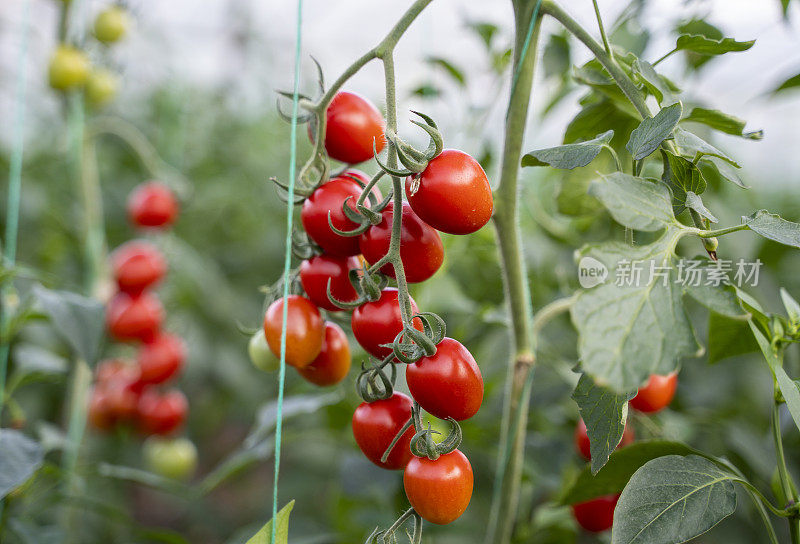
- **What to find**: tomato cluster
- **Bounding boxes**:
[91,182,188,438]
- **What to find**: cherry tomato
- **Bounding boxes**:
[248,330,280,372]
[143,436,197,480]
[630,372,678,413]
[298,322,351,386]
[351,288,421,358]
[137,333,186,385]
[405,149,493,235]
[86,69,119,107]
[301,172,377,256]
[404,450,473,525]
[406,338,483,421]
[352,392,414,470]
[137,389,188,436]
[93,6,131,44]
[88,387,114,431]
[571,494,619,532]
[106,291,164,342]
[127,182,179,229]
[316,91,386,164]
[48,46,90,90]
[96,358,140,385]
[299,255,360,311]
[574,418,634,461]
[359,202,443,283]
[111,240,167,295]
[103,377,141,423]
[263,295,324,368]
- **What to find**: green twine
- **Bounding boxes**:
[272,0,304,541]
[507,0,543,120]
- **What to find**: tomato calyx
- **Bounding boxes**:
[375,111,443,177]
[325,261,388,310]
[356,355,398,402]
[365,507,422,544]
[409,416,462,460]
[327,172,392,238]
[391,312,446,364]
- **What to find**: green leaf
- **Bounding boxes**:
[708,313,758,364]
[466,21,498,49]
[425,56,466,87]
[744,210,800,248]
[521,130,613,169]
[410,84,441,99]
[771,72,800,95]
[662,151,707,214]
[611,455,737,544]
[12,344,68,376]
[631,59,678,105]
[675,34,755,56]
[543,33,570,80]
[673,128,739,167]
[682,107,763,140]
[780,288,800,324]
[685,279,749,319]
[699,155,748,189]
[571,374,636,474]
[588,173,675,231]
[626,102,683,160]
[559,441,699,505]
[33,285,105,366]
[0,429,44,499]
[684,191,717,223]
[246,501,295,544]
[749,322,800,433]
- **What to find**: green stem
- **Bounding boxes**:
[592,0,614,59]
[773,401,800,541]
[695,223,749,238]
[653,48,678,67]
[532,295,576,340]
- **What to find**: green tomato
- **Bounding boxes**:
[86,69,119,107]
[248,329,280,372]
[143,437,197,480]
[48,46,90,91]
[93,6,131,44]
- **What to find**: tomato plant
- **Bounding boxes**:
[574,418,634,461]
[403,450,473,525]
[263,294,324,368]
[352,392,415,470]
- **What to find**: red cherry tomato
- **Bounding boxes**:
[103,378,141,423]
[359,202,443,284]
[574,418,634,461]
[137,333,186,385]
[263,295,324,368]
[127,182,179,229]
[316,91,386,164]
[137,389,188,436]
[404,450,473,525]
[96,358,140,385]
[88,387,114,431]
[352,392,414,470]
[571,494,619,533]
[351,288,422,358]
[299,255,360,312]
[630,372,678,413]
[301,172,378,256]
[297,322,351,386]
[405,149,493,235]
[406,338,483,421]
[110,240,167,295]
[106,291,164,342]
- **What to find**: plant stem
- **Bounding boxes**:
[653,48,678,67]
[695,223,750,238]
[592,0,614,59]
[485,3,542,542]
[773,400,800,542]
[532,295,576,339]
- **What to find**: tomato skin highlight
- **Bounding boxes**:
[106,291,164,342]
[359,202,444,284]
[318,91,386,164]
[571,494,619,532]
[263,295,324,368]
[137,333,186,385]
[127,182,179,229]
[404,450,473,525]
[297,322,351,386]
[111,240,167,295]
[574,418,634,461]
[137,389,188,436]
[405,149,493,235]
[299,255,360,311]
[630,372,678,413]
[351,288,421,358]
[352,392,414,470]
[406,338,483,421]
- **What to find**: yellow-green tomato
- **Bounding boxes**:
[143,437,197,480]
[248,330,280,372]
[86,69,119,107]
[93,6,131,44]
[48,46,90,90]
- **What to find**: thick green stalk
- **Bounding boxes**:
[773,400,800,542]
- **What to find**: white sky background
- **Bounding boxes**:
[1,0,800,188]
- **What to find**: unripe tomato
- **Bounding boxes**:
[263,295,324,368]
[93,6,131,44]
[299,255,360,311]
[350,288,422,358]
[297,322,351,386]
[574,418,634,461]
[316,91,386,164]
[111,240,167,295]
[406,338,483,421]
[352,392,414,470]
[404,450,473,525]
[248,329,280,372]
[48,46,90,90]
[571,494,619,532]
[106,291,164,342]
[405,149,493,235]
[300,172,377,256]
[86,69,119,107]
[630,372,678,413]
[143,436,197,480]
[137,389,188,436]
[137,333,186,385]
[359,202,443,284]
[127,182,179,229]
